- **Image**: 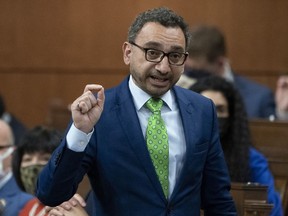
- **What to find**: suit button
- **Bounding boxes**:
[166,208,172,215]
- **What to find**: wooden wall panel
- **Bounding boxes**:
[0,0,287,128]
[0,69,127,127]
[1,0,287,70]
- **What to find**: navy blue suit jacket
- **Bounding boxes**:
[0,176,34,216]
[36,77,236,215]
[233,74,275,119]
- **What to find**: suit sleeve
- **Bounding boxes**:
[36,136,87,206]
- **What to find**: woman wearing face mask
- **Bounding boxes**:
[190,76,283,216]
[11,126,61,215]
[12,126,87,216]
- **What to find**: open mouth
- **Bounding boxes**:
[150,76,169,87]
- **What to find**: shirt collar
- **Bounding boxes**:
[128,75,173,111]
[222,60,234,82]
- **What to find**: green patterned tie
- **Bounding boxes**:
[145,98,169,198]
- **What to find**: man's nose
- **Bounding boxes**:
[155,56,171,73]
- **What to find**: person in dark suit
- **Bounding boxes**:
[177,24,282,120]
[0,120,34,216]
[36,7,236,215]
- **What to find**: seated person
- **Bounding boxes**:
[178,24,287,120]
[12,125,86,215]
[190,76,283,216]
[0,94,28,145]
[0,120,34,216]
[275,74,288,120]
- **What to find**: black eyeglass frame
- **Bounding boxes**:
[130,42,188,66]
[0,144,13,151]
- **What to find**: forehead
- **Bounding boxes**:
[201,90,228,106]
[22,152,50,158]
[135,22,186,49]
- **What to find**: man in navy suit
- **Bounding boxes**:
[0,120,34,216]
[36,7,236,215]
[177,24,288,120]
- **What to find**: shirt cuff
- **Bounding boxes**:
[66,124,94,152]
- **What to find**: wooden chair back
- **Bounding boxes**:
[231,182,273,216]
[249,119,288,215]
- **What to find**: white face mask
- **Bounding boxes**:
[0,147,14,179]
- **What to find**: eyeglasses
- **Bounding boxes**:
[0,145,13,151]
[130,42,188,66]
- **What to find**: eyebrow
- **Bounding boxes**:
[142,41,185,52]
[215,104,228,111]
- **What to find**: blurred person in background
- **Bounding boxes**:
[178,24,288,120]
[0,119,34,216]
[275,74,288,120]
[12,125,87,216]
[190,76,283,216]
[0,94,28,145]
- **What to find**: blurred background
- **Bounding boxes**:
[0,0,287,128]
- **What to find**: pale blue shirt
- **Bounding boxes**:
[67,76,186,197]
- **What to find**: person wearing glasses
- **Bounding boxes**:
[0,120,34,216]
[36,7,236,215]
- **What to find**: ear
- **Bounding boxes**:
[184,55,194,69]
[216,56,226,68]
[214,56,227,75]
[122,42,132,65]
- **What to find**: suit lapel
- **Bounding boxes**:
[114,77,167,201]
[169,87,198,201]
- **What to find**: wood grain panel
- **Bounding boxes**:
[0,68,127,127]
[1,0,288,128]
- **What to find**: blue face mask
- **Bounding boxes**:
[217,117,230,138]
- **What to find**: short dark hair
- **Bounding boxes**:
[188,25,226,62]
[12,125,62,191]
[128,7,191,50]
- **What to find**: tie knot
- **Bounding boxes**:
[146,98,163,114]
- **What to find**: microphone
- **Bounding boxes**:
[0,199,6,216]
